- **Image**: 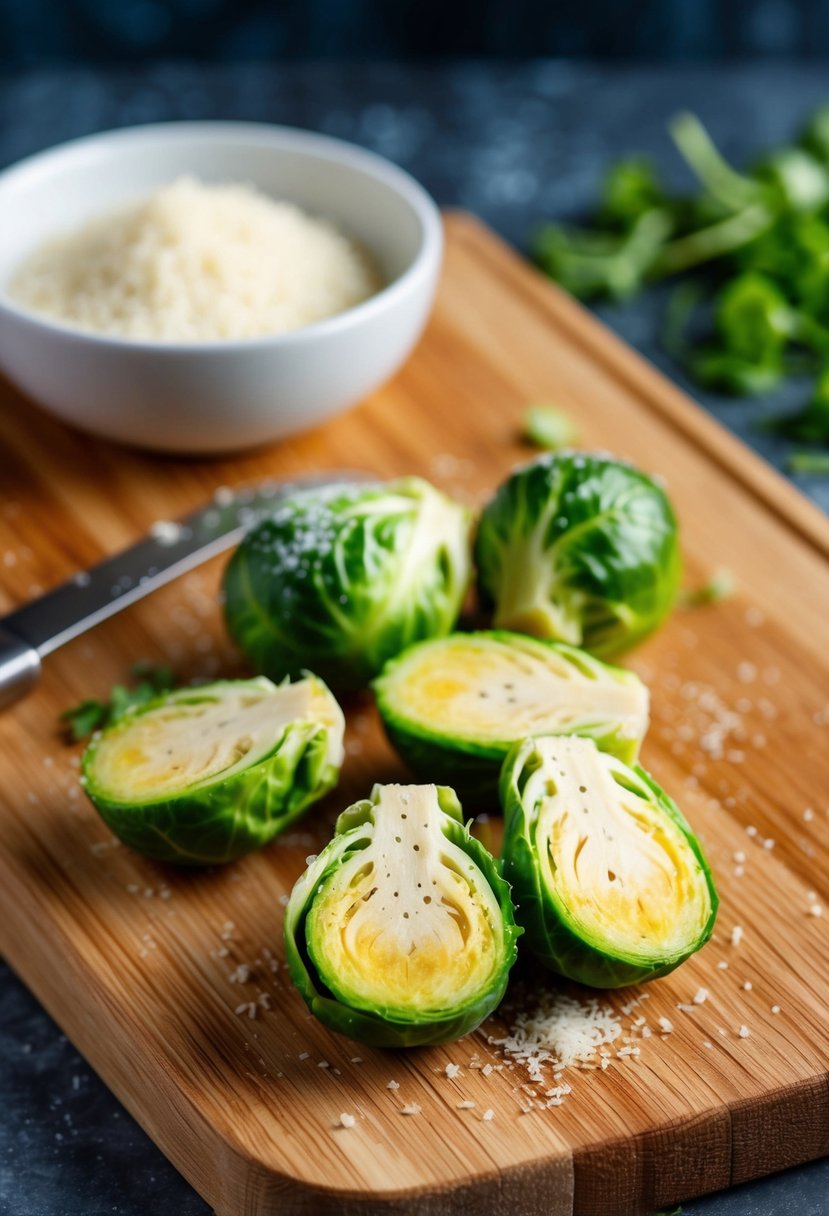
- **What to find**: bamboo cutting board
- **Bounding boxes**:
[0,213,828,1216]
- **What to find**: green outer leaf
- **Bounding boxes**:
[283,783,521,1047]
[500,738,718,988]
[374,631,648,805]
[475,452,681,658]
[222,477,472,694]
[82,677,344,866]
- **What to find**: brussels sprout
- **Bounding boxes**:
[223,477,471,693]
[501,735,717,987]
[475,452,681,657]
[374,631,649,802]
[284,782,520,1047]
[82,676,344,865]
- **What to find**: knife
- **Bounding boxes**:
[0,471,367,711]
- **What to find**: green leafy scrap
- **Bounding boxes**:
[60,661,175,741]
[532,101,829,456]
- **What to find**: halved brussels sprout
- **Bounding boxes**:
[82,676,344,865]
[284,783,520,1046]
[475,452,681,657]
[222,477,472,693]
[374,631,649,802]
[501,735,717,987]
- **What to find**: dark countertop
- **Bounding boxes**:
[1,61,827,1216]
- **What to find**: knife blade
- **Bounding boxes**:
[0,471,368,710]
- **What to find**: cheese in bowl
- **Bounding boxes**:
[7,176,381,342]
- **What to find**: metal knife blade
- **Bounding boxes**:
[0,470,368,709]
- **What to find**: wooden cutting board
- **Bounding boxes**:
[1,213,828,1216]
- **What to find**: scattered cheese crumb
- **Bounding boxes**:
[351,1057,363,1064]
[733,851,746,864]
[482,1109,495,1121]
[738,1025,751,1039]
[457,1100,476,1109]
[150,520,184,546]
[658,1017,673,1034]
[742,981,753,991]
[387,1080,400,1091]
[338,1113,356,1129]
[804,808,815,822]
[717,961,729,971]
[693,988,709,1005]
[808,904,823,917]
[731,926,744,946]
[445,1063,461,1079]
[400,1104,421,1116]
[318,1060,330,1069]
[491,991,621,1082]
[481,1063,494,1076]
[762,838,775,851]
[771,1005,781,1014]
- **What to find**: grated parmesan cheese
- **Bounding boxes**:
[491,991,622,1083]
[9,177,381,342]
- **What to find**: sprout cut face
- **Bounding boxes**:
[501,736,717,987]
[285,783,520,1047]
[475,452,681,657]
[374,631,649,802]
[222,477,472,693]
[82,676,344,865]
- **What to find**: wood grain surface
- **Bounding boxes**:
[0,212,828,1216]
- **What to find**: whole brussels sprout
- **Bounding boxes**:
[223,477,472,693]
[82,676,344,865]
[284,782,521,1047]
[475,452,681,657]
[374,631,649,803]
[500,735,718,988]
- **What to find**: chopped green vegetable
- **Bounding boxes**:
[374,631,649,802]
[61,662,175,741]
[222,477,472,694]
[533,102,829,448]
[475,452,681,657]
[82,675,344,865]
[500,735,718,988]
[786,450,829,473]
[522,404,580,451]
[681,569,735,607]
[767,365,829,443]
[284,782,520,1047]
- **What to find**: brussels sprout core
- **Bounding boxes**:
[285,782,520,1046]
[501,735,717,987]
[307,785,503,1015]
[82,676,345,865]
[375,631,649,801]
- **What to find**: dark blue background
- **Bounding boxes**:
[3,0,829,66]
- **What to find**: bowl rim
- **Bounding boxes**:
[0,120,443,353]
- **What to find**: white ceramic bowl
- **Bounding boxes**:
[0,122,443,453]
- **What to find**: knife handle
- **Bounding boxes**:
[0,625,41,710]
